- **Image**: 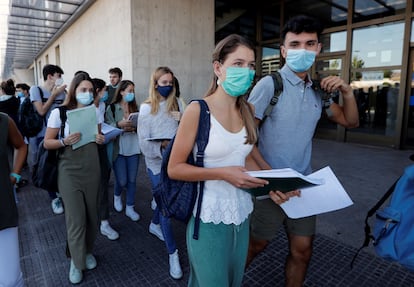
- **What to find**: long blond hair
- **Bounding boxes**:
[144,66,178,114]
[205,34,257,144]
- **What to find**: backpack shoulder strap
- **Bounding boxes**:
[189,99,211,240]
[37,86,46,102]
[193,99,210,166]
[350,177,400,268]
[110,103,116,119]
[58,106,67,139]
[262,71,283,121]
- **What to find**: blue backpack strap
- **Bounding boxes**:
[191,99,210,240]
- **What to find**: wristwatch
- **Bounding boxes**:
[10,172,21,183]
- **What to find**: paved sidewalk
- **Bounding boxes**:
[16,138,414,286]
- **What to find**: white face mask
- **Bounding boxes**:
[55,77,64,86]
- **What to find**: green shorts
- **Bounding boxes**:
[250,197,316,240]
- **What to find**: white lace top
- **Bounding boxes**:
[193,115,254,225]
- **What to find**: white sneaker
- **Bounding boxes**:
[169,249,183,279]
[51,198,64,215]
[151,198,157,210]
[85,253,97,270]
[100,221,119,240]
[149,222,164,241]
[125,205,140,221]
[114,195,123,212]
[69,260,83,284]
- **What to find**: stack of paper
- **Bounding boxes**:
[128,112,139,127]
[67,105,98,150]
[245,168,325,197]
[246,166,354,219]
[101,123,123,144]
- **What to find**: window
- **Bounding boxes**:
[321,31,346,53]
[261,46,280,75]
[352,22,404,68]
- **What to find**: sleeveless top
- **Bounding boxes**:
[0,113,18,230]
[194,115,254,225]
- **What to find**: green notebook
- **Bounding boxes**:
[244,169,324,197]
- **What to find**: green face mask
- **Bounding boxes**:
[220,67,255,97]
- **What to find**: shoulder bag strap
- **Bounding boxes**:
[37,86,47,126]
[350,178,399,268]
[262,72,283,122]
[58,106,67,138]
[192,99,210,240]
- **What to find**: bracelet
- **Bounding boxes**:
[10,172,21,183]
[60,138,66,147]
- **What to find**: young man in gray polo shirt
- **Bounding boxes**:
[247,15,359,287]
[29,64,67,215]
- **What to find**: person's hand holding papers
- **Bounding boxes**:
[95,133,105,145]
[269,189,301,205]
[117,118,135,133]
[63,131,81,146]
[222,166,269,189]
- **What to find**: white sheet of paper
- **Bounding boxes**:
[276,166,354,219]
[67,105,98,150]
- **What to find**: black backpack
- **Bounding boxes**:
[250,72,334,125]
[32,106,66,191]
[153,99,210,240]
[19,87,46,137]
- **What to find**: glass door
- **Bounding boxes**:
[402,49,414,148]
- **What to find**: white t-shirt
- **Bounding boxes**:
[97,101,105,123]
[47,106,102,138]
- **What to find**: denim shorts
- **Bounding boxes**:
[250,197,316,240]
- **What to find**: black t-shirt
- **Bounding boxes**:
[0,113,18,230]
[0,96,19,126]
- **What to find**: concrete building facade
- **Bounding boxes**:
[30,0,214,105]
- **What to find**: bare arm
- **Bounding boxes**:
[43,126,82,150]
[321,76,359,128]
[247,144,272,170]
[8,118,27,184]
[33,85,66,116]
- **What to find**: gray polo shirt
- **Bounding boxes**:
[29,85,66,137]
[248,65,322,175]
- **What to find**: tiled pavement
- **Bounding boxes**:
[16,138,414,286]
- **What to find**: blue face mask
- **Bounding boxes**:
[220,67,255,97]
[285,49,317,73]
[124,92,135,102]
[157,85,173,98]
[17,91,24,98]
[100,91,108,102]
[76,92,93,105]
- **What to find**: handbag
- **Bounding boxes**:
[32,107,67,191]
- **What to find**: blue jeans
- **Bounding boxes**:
[147,168,177,254]
[113,154,139,206]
